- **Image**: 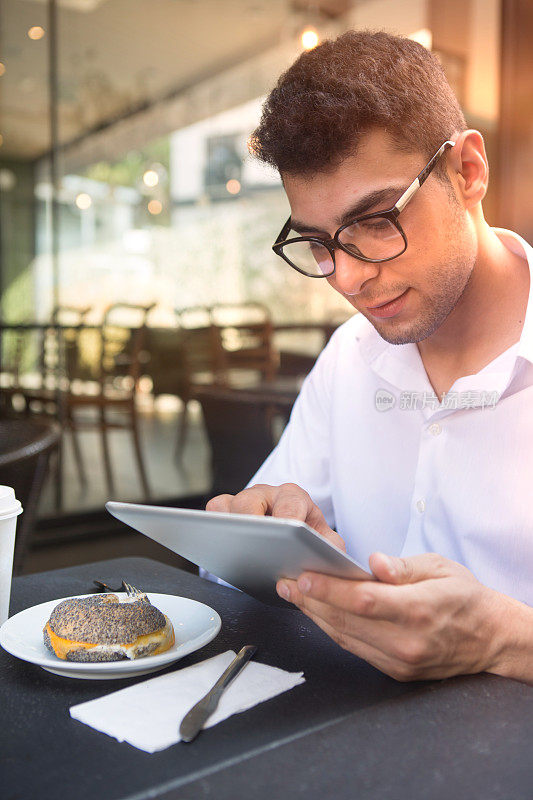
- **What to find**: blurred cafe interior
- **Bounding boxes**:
[0,0,531,575]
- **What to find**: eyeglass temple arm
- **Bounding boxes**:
[274,217,293,246]
[394,140,455,214]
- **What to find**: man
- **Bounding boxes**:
[207,31,533,683]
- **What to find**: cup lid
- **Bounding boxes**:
[0,486,23,518]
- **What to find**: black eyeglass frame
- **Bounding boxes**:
[272,139,456,278]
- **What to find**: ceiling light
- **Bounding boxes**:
[75,192,92,210]
[0,63,5,77]
[148,199,163,215]
[143,169,159,188]
[226,179,241,195]
[301,28,319,50]
[28,26,45,40]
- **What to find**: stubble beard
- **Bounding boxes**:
[372,252,475,345]
[366,211,477,345]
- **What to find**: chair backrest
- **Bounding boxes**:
[175,306,226,388]
[210,302,278,381]
[194,386,276,496]
[103,302,156,329]
[209,302,269,328]
[49,308,94,387]
[52,306,92,325]
[145,320,224,401]
[99,303,156,387]
[176,306,212,330]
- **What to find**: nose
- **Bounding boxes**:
[330,248,380,297]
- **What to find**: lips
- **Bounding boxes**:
[367,291,407,309]
[365,289,410,319]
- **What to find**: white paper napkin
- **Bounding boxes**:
[70,651,305,752]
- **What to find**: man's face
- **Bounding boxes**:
[282,129,477,345]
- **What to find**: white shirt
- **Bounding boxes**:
[250,229,533,606]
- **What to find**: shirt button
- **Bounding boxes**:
[428,423,442,436]
[416,498,426,513]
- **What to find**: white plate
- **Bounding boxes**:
[0,593,221,680]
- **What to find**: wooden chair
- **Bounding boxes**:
[13,304,154,501]
[1,309,95,495]
[146,303,278,460]
[63,302,155,498]
[210,302,278,384]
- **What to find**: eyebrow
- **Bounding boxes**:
[290,185,407,235]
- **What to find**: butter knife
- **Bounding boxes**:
[179,645,257,743]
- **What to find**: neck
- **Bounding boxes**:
[417,223,529,380]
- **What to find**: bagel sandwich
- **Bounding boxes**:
[43,593,175,662]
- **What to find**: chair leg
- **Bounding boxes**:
[175,399,190,462]
[69,419,87,487]
[54,435,63,512]
[99,407,115,495]
[130,404,151,499]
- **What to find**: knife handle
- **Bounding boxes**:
[212,645,257,695]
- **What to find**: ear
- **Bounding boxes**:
[448,130,489,208]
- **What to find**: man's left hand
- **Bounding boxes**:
[276,552,509,681]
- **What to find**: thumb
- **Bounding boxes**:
[369,552,451,585]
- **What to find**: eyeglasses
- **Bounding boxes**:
[272,139,455,278]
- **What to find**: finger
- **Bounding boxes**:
[277,574,409,624]
[229,485,279,516]
[271,484,343,545]
[279,580,416,680]
[295,607,414,682]
[369,552,455,585]
[231,483,312,517]
[205,494,234,512]
[208,484,343,548]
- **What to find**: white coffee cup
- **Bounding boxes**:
[0,486,23,625]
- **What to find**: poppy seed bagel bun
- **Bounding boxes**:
[43,594,175,662]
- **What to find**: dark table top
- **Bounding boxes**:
[3,557,532,800]
[193,377,303,411]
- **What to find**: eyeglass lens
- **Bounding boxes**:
[281,216,404,276]
[281,239,334,276]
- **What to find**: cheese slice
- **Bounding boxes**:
[45,616,175,661]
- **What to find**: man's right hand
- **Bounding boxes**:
[206,483,346,551]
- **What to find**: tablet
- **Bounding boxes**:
[106,501,371,607]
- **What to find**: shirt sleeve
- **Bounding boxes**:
[245,332,339,527]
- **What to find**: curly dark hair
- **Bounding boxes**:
[249,30,467,176]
